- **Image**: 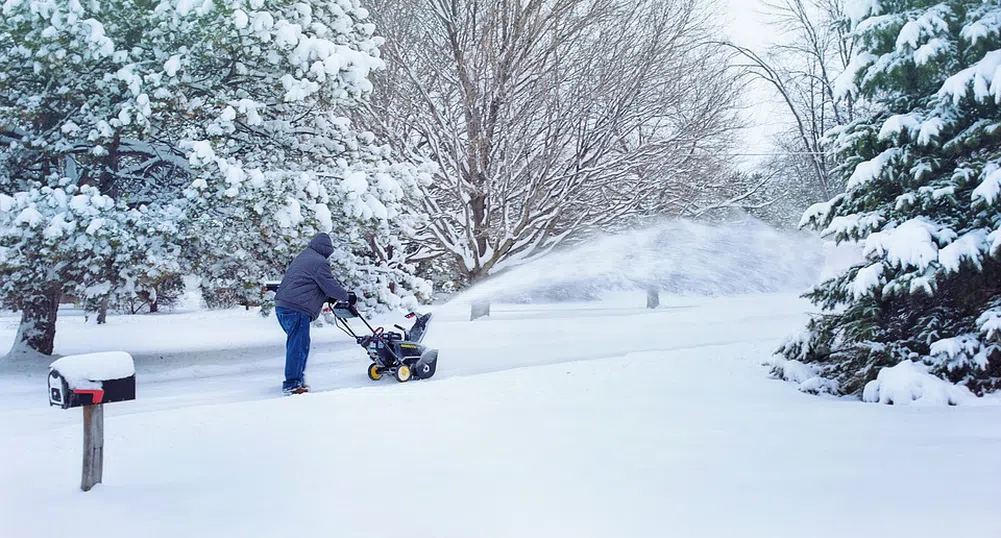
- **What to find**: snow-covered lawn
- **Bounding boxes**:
[2,293,999,537]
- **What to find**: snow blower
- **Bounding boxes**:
[262,282,438,383]
[330,301,439,383]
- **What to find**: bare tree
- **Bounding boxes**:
[722,0,858,201]
[363,0,747,282]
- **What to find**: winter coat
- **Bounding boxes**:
[274,233,349,321]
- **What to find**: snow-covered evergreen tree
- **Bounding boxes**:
[777,0,1001,398]
[158,0,434,312]
[1,0,429,356]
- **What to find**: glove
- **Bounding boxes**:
[346,291,357,305]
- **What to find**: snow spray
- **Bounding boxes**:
[445,218,833,306]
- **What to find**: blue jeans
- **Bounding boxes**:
[276,307,311,391]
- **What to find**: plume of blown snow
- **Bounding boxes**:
[447,219,830,306]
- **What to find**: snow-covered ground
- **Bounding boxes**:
[2,292,999,537]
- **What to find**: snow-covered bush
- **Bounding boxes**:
[0,0,430,355]
[780,1,1001,400]
[862,360,975,406]
[765,349,840,396]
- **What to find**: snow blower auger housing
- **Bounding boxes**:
[329,302,439,383]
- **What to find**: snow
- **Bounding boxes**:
[894,6,949,51]
[164,55,181,77]
[972,165,1001,205]
[895,20,922,50]
[878,113,920,140]
[49,351,135,387]
[223,165,245,191]
[60,121,81,135]
[274,197,303,228]
[851,262,885,298]
[275,22,303,47]
[43,212,73,238]
[314,203,332,231]
[799,199,835,228]
[233,9,249,29]
[187,140,216,167]
[342,171,368,196]
[930,334,988,370]
[847,148,898,191]
[772,358,816,383]
[845,0,880,24]
[175,0,214,17]
[280,73,319,101]
[251,11,275,33]
[938,230,987,273]
[938,50,1001,105]
[914,38,949,66]
[85,217,104,235]
[1,294,999,537]
[916,117,944,145]
[219,106,236,122]
[834,51,875,99]
[247,168,266,188]
[13,206,43,227]
[82,18,114,57]
[364,193,389,220]
[961,8,1001,45]
[862,360,975,406]
[979,308,1001,340]
[863,217,940,270]
[821,211,884,238]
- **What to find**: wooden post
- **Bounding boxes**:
[646,287,660,309]
[470,300,490,321]
[82,404,104,491]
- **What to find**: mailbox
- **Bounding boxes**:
[48,352,136,409]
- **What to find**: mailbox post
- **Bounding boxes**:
[82,402,104,490]
[48,352,136,492]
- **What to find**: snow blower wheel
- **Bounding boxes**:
[367,363,382,381]
[395,365,412,382]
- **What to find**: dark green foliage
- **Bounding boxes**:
[779,0,1001,398]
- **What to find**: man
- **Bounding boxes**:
[274,232,355,395]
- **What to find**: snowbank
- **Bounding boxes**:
[1,296,999,537]
[49,351,134,386]
[4,344,1001,538]
[863,360,975,406]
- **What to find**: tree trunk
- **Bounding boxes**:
[469,191,489,263]
[97,295,110,325]
[646,287,660,309]
[470,300,491,321]
[14,286,61,355]
[149,301,159,314]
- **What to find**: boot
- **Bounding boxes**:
[283,384,310,396]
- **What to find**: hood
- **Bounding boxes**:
[308,233,334,258]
